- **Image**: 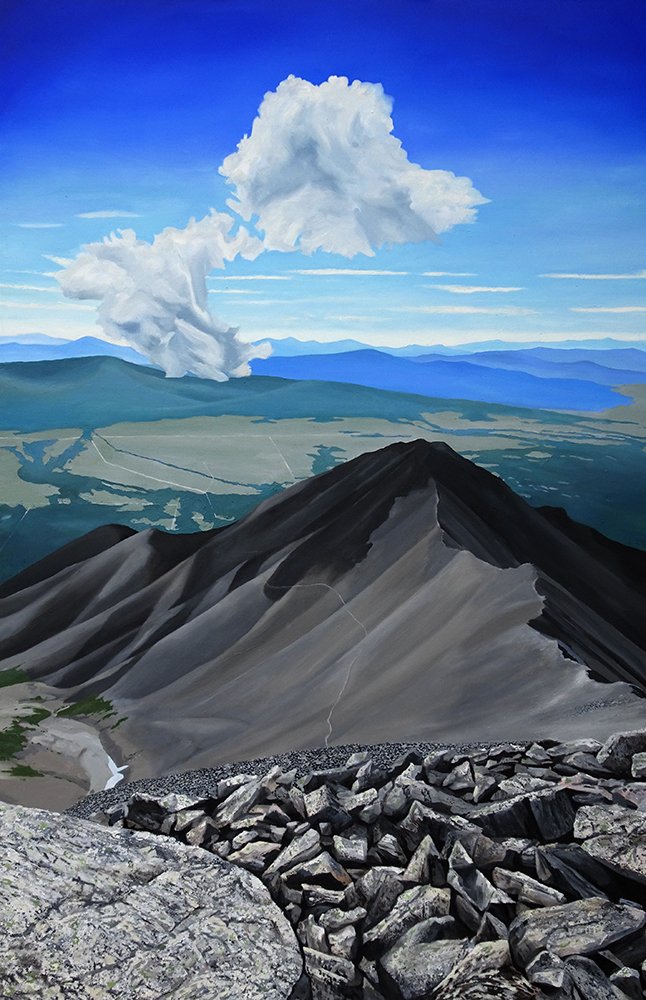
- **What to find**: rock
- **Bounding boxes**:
[298,914,329,953]
[524,743,554,766]
[363,884,451,955]
[395,776,474,816]
[508,898,646,968]
[525,949,566,989]
[319,907,367,932]
[497,773,555,796]
[184,814,218,846]
[374,832,407,865]
[443,760,475,793]
[327,925,358,962]
[446,842,510,913]
[472,787,575,840]
[631,753,646,780]
[302,885,347,909]
[433,940,535,1000]
[336,787,379,815]
[379,934,466,1000]
[575,804,646,885]
[347,866,405,926]
[332,833,368,866]
[548,739,603,759]
[597,731,646,776]
[302,947,359,999]
[0,802,302,998]
[574,804,644,840]
[609,966,642,999]
[123,792,207,833]
[303,786,351,829]
[473,773,498,804]
[492,867,567,907]
[282,851,352,889]
[563,956,626,999]
[535,844,613,901]
[264,828,321,878]
[214,775,265,826]
[402,833,442,884]
[227,840,281,874]
[216,772,258,798]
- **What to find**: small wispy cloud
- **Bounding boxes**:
[0,282,58,293]
[207,288,259,295]
[0,299,94,311]
[76,210,142,219]
[542,269,646,280]
[394,305,536,316]
[15,222,63,229]
[220,298,285,306]
[292,268,408,276]
[422,271,477,277]
[208,274,291,281]
[3,269,56,277]
[570,306,646,313]
[430,284,524,294]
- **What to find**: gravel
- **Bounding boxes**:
[66,740,496,820]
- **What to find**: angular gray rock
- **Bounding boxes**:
[363,884,450,954]
[575,804,646,885]
[597,731,646,775]
[432,940,535,1000]
[379,936,466,1000]
[509,898,646,968]
[0,802,302,999]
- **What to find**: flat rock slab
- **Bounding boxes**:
[0,802,302,999]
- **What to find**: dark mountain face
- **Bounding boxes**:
[0,440,644,781]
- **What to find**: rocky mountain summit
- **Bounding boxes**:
[48,728,646,998]
[1,440,645,808]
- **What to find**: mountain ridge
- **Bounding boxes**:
[1,440,644,792]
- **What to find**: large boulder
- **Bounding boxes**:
[0,802,302,999]
[508,897,646,969]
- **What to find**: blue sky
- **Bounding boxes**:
[1,0,645,347]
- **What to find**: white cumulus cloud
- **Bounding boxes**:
[56,211,269,379]
[220,75,488,257]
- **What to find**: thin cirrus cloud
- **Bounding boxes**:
[422,271,477,277]
[207,288,260,295]
[394,305,536,315]
[15,222,63,229]
[0,282,59,292]
[430,284,524,294]
[570,306,646,313]
[76,210,142,219]
[0,299,94,311]
[292,268,408,276]
[542,269,646,280]
[208,274,291,281]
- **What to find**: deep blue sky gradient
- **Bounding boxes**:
[1,0,644,345]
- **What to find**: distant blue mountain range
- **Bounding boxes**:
[411,348,646,385]
[0,336,151,366]
[251,349,635,411]
[257,336,646,358]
